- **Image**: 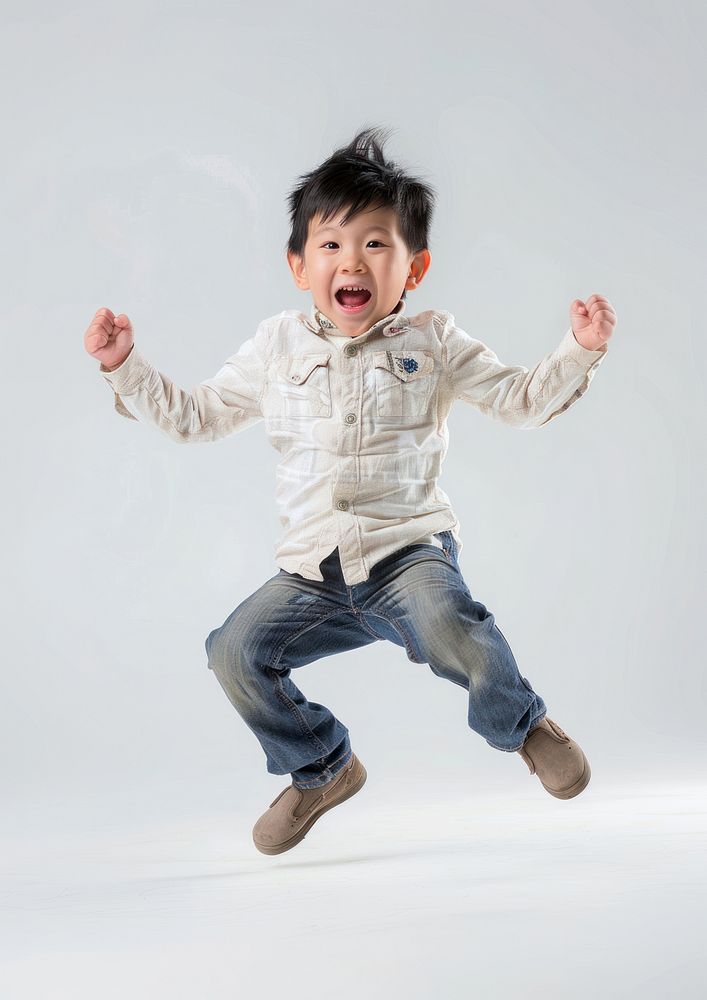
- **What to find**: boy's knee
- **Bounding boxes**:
[204,625,259,688]
[204,627,218,657]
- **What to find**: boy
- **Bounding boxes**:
[84,126,616,856]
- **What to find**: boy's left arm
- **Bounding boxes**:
[443,294,617,429]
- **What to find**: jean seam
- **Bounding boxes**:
[491,622,538,698]
[293,748,353,789]
[487,738,527,753]
[408,541,453,563]
[271,672,331,756]
[357,608,421,663]
[354,612,386,642]
[267,609,352,756]
[325,746,353,772]
[486,708,546,752]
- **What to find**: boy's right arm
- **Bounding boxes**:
[84,307,269,443]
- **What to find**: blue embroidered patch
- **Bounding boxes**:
[395,356,419,374]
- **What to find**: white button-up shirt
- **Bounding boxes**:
[99,299,608,585]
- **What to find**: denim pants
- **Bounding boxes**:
[204,530,547,789]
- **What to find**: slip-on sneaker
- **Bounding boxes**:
[517,716,591,799]
[252,752,367,855]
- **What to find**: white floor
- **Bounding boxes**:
[2,776,705,999]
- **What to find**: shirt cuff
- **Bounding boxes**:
[99,343,151,393]
[556,326,608,365]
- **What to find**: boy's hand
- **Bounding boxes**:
[84,307,134,370]
[570,295,617,351]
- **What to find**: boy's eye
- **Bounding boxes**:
[321,241,386,249]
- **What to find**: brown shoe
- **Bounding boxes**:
[252,753,367,855]
[516,716,591,799]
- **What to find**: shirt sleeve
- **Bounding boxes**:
[99,321,270,443]
[441,313,608,429]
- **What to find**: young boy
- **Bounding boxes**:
[85,126,616,856]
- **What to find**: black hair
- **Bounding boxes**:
[285,125,436,300]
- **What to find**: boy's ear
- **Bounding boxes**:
[406,248,432,289]
[287,250,310,290]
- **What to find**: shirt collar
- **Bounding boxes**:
[302,297,407,338]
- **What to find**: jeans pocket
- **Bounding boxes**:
[435,530,454,562]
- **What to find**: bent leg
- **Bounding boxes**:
[356,536,547,752]
[205,570,378,788]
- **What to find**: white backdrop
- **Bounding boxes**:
[2,1,705,997]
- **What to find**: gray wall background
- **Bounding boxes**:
[2,0,705,829]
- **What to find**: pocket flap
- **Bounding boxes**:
[277,353,331,384]
[372,349,434,382]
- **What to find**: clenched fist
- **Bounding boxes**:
[569,294,617,352]
[84,308,134,371]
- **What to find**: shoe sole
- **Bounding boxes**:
[540,750,591,799]
[253,761,368,855]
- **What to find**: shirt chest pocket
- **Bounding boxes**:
[372,349,435,419]
[274,353,332,417]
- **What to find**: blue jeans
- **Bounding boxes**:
[204,530,547,789]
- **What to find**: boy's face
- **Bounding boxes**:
[287,203,431,337]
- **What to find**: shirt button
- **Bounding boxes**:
[344,412,357,424]
[336,499,350,511]
[344,345,357,356]
[290,373,301,382]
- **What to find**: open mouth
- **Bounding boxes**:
[334,286,372,314]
